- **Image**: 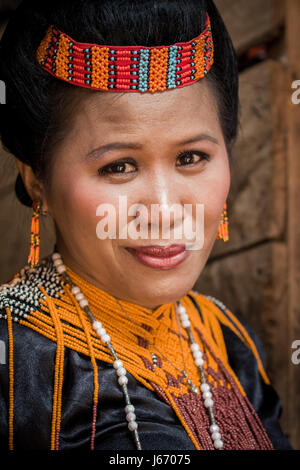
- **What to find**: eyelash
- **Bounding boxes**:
[97,151,210,177]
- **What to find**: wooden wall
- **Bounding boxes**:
[197,0,300,449]
[0,1,55,284]
[0,0,299,449]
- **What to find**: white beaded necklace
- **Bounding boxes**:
[51,251,224,450]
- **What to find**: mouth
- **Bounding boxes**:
[125,244,189,270]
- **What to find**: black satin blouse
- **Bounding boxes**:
[0,297,293,450]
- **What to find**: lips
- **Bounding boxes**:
[125,244,189,270]
[129,244,185,257]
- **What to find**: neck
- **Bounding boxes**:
[54,239,173,312]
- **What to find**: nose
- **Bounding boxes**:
[133,170,184,238]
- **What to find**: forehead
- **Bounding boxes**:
[73,79,220,135]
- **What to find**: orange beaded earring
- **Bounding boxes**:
[216,202,229,242]
[28,200,42,268]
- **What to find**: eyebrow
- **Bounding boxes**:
[85,133,219,162]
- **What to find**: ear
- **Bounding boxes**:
[15,158,49,212]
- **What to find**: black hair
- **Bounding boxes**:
[0,0,239,207]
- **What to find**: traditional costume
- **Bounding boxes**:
[0,252,293,450]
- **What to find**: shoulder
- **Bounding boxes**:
[190,291,294,450]
[0,256,64,376]
[189,289,264,349]
[0,255,64,333]
[188,289,270,385]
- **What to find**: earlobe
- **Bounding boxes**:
[15,157,45,206]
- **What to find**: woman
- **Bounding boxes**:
[0,0,293,450]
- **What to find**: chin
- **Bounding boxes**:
[130,281,196,309]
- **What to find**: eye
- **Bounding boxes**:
[175,150,210,167]
[98,158,137,176]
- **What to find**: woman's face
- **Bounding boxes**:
[44,80,230,309]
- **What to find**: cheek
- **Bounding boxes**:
[191,155,230,230]
[49,168,121,232]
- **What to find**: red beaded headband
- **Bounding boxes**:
[36,12,214,93]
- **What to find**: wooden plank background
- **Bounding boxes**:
[199,0,299,449]
[285,0,300,449]
[0,0,299,449]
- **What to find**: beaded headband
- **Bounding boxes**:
[36,13,213,93]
